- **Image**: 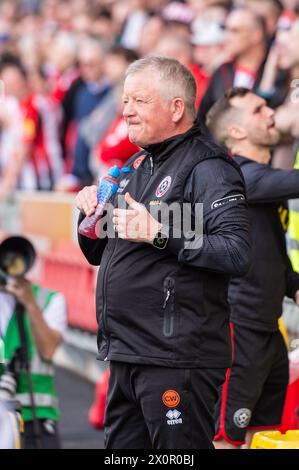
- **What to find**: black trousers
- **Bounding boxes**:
[24,419,61,449]
[214,326,289,445]
[104,361,226,449]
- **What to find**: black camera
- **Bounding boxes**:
[0,355,19,402]
[0,353,24,449]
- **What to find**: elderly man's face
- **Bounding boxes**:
[122,70,175,147]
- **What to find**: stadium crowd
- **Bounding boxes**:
[0,0,298,195]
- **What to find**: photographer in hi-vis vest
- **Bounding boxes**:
[0,236,67,449]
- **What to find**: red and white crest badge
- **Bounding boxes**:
[155,176,172,198]
[133,155,145,170]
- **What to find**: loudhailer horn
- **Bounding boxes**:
[0,236,36,281]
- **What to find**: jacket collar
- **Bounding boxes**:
[143,123,202,162]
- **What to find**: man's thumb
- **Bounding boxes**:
[125,192,140,210]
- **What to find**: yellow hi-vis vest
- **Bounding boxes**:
[288,149,299,273]
[0,284,60,422]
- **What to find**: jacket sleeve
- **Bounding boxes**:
[242,161,299,203]
[285,254,299,300]
[77,212,108,266]
[166,158,251,275]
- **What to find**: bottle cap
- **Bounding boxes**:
[121,166,131,174]
[108,165,120,179]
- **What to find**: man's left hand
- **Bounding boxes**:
[295,290,299,306]
[112,192,161,244]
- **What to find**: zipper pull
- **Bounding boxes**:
[150,155,153,175]
[163,289,171,309]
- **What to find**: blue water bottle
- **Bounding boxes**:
[78,165,121,239]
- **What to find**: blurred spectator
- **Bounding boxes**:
[137,14,164,57]
[246,0,284,40]
[94,93,140,176]
[251,10,298,170]
[256,10,297,106]
[160,1,194,39]
[282,0,299,11]
[0,94,23,197]
[44,32,80,176]
[81,45,139,178]
[56,38,112,190]
[46,32,79,105]
[120,0,150,50]
[89,5,118,43]
[162,0,195,24]
[29,67,63,185]
[104,45,139,85]
[276,101,299,145]
[276,17,299,77]
[273,18,299,168]
[18,33,42,72]
[123,1,196,55]
[192,20,226,75]
[71,12,92,42]
[0,1,18,22]
[0,0,298,194]
[0,57,58,195]
[191,1,230,76]
[197,6,284,122]
[155,35,209,108]
[193,0,231,23]
[0,18,14,55]
[187,0,232,16]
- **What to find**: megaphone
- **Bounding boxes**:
[0,236,36,285]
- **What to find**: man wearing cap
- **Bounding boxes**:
[192,18,226,75]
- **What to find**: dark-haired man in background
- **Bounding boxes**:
[206,87,299,449]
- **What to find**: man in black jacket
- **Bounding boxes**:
[206,87,299,449]
[75,56,251,449]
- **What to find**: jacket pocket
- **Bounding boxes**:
[162,277,175,337]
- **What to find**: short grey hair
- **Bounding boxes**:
[125,55,197,120]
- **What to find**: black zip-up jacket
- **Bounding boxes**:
[229,155,299,332]
[78,126,251,368]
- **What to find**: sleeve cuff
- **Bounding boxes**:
[163,225,185,257]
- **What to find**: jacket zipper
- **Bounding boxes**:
[162,277,175,337]
[149,155,153,175]
[102,239,117,360]
[103,153,154,360]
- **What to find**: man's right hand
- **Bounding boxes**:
[75,185,98,217]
